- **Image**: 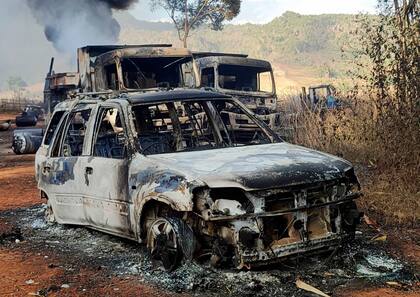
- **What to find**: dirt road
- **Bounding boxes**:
[0,118,418,297]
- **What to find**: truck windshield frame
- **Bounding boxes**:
[119,56,194,90]
[216,64,275,95]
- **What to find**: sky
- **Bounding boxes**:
[131,0,378,24]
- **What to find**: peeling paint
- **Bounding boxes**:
[40,158,77,185]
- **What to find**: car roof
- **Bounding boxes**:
[126,89,231,104]
[55,89,232,110]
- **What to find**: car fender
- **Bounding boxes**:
[129,168,204,239]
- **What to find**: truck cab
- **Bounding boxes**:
[44,44,198,114]
[15,45,198,156]
[78,45,197,92]
[194,54,280,135]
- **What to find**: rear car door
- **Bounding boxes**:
[40,106,93,225]
[82,103,132,237]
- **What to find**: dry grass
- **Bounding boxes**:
[283,94,419,226]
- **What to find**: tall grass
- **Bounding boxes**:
[281,1,419,225]
[284,95,418,225]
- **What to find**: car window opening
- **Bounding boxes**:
[132,99,273,155]
[60,110,91,157]
[93,108,127,159]
[44,111,65,145]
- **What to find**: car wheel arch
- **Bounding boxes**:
[137,198,178,240]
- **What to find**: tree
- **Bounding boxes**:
[7,76,27,91]
[7,76,27,105]
[151,0,241,47]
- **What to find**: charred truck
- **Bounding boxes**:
[194,53,281,137]
[13,44,197,154]
[44,44,197,113]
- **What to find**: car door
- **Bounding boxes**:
[41,106,93,225]
[82,103,132,237]
[36,109,66,183]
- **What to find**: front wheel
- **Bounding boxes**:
[146,217,183,271]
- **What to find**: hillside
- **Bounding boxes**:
[118,11,360,89]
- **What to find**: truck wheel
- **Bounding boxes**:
[146,217,184,271]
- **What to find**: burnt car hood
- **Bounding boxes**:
[146,143,353,191]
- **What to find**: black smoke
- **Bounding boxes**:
[25,0,138,52]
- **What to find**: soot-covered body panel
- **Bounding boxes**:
[36,89,361,270]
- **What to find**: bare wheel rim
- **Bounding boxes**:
[147,218,180,270]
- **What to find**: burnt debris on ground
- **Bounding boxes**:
[0,204,417,297]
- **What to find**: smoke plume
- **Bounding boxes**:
[26,0,138,52]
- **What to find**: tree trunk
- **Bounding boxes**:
[183,0,188,48]
[182,27,190,48]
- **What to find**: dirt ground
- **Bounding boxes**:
[0,114,419,297]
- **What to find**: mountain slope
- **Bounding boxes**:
[118,11,359,83]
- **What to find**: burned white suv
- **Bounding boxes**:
[35,89,361,270]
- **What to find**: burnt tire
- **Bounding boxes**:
[12,134,32,154]
[146,217,195,271]
[12,133,42,154]
[44,199,56,224]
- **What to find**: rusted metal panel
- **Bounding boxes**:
[49,72,79,89]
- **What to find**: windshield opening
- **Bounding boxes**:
[120,57,191,89]
[132,99,275,155]
[217,64,273,93]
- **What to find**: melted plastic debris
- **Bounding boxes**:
[356,251,404,278]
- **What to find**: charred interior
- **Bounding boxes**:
[117,57,191,90]
[131,98,272,155]
[217,64,273,94]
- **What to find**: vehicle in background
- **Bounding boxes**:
[14,44,198,154]
[194,53,280,137]
[15,105,45,127]
[13,104,46,153]
[301,84,340,110]
[44,44,197,114]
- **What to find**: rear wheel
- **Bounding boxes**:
[44,199,56,224]
[146,217,182,271]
